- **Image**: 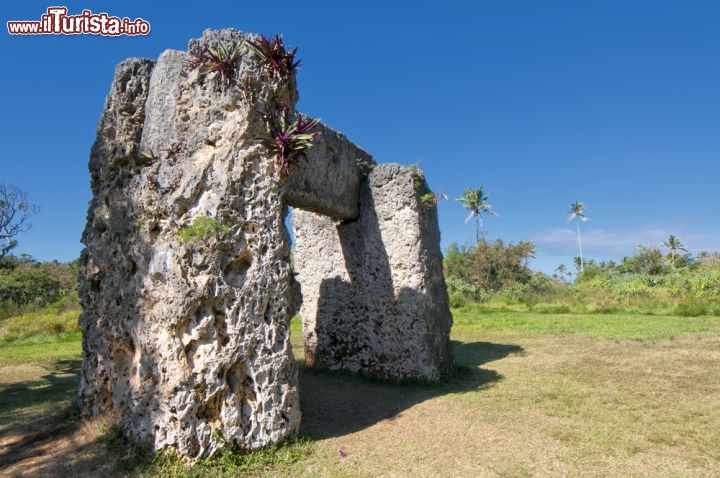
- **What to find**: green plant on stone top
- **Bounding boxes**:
[407,162,424,189]
[179,216,234,246]
[187,41,243,85]
[247,34,301,79]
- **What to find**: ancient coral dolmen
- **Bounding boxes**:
[79,28,453,460]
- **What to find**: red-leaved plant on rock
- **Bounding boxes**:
[247,34,301,79]
[257,105,320,174]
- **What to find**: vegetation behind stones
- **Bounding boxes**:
[444,239,720,315]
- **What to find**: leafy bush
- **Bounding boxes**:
[448,292,466,309]
[444,240,535,297]
[690,268,720,301]
[616,246,668,275]
[444,236,720,315]
[445,277,477,308]
[0,294,80,342]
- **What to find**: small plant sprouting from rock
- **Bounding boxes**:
[356,157,375,178]
[247,34,300,79]
[188,41,243,84]
[179,216,234,246]
[407,162,425,190]
[420,191,449,208]
[257,105,320,175]
[137,148,159,165]
[236,77,255,105]
[211,429,228,447]
[407,163,446,207]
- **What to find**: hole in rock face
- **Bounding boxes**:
[226,361,245,394]
[223,252,252,288]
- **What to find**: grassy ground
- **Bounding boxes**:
[1,309,719,477]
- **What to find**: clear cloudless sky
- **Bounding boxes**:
[1,1,719,274]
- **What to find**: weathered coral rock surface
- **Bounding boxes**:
[284,122,373,220]
[79,28,453,460]
[80,29,300,459]
[293,164,454,381]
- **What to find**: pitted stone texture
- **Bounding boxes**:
[80,29,300,461]
[87,58,155,195]
[293,164,454,381]
[284,123,374,219]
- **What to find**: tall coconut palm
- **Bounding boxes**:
[568,201,590,272]
[456,186,498,243]
[663,234,688,267]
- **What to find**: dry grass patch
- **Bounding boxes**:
[290,323,720,477]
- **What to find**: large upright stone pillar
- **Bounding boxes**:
[79,29,301,459]
[293,164,454,381]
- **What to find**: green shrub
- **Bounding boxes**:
[444,239,534,297]
[448,292,466,309]
[498,283,527,304]
[674,301,707,317]
[445,277,479,307]
[690,268,720,301]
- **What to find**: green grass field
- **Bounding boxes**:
[453,304,716,340]
[1,308,719,477]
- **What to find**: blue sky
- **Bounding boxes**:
[2,1,719,274]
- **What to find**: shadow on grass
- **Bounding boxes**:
[0,359,82,470]
[299,340,524,439]
[0,341,524,476]
[0,358,81,437]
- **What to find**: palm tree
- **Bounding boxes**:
[554,264,570,282]
[663,235,688,267]
[568,201,590,272]
[456,186,498,243]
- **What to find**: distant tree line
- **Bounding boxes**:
[0,254,79,318]
[444,237,720,315]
